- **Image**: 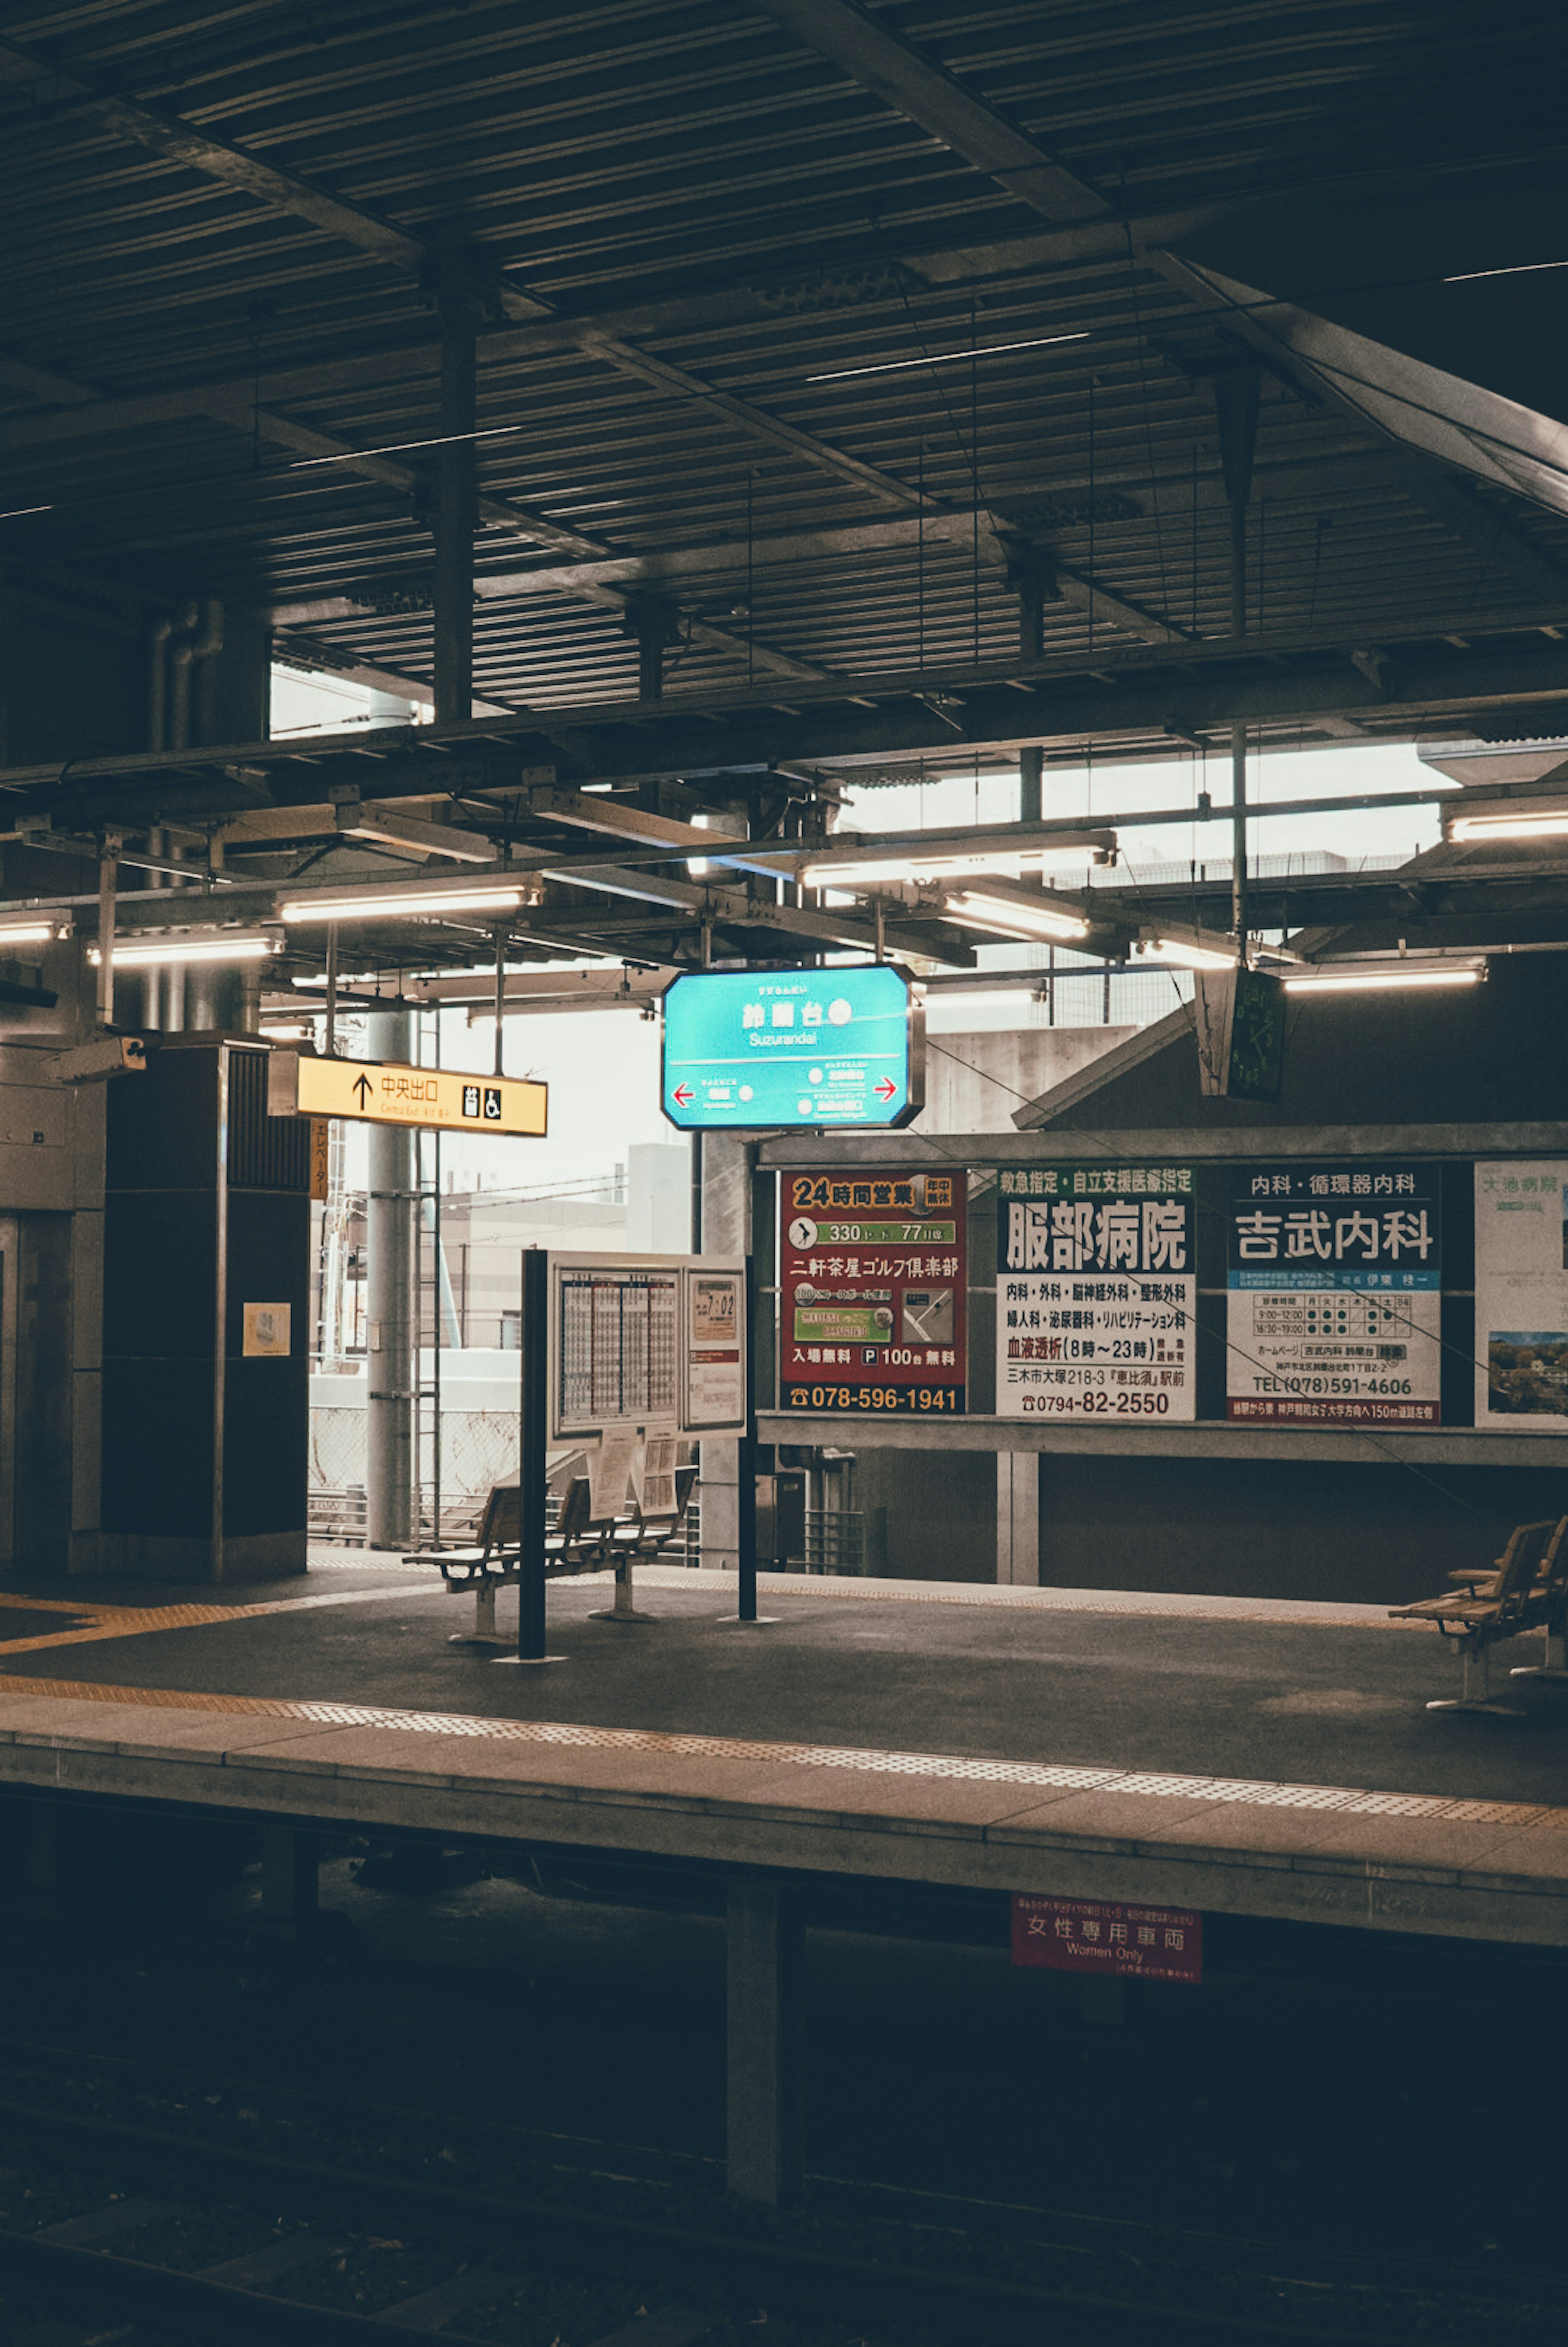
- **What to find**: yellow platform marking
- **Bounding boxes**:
[0,1584,433,1658]
[0,1671,1561,1834]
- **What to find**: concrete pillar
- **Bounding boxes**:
[259,1825,319,1935]
[997,1452,1039,1584]
[726,1879,802,2205]
[366,1006,414,1548]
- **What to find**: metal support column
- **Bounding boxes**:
[512,1246,562,1664]
[721,1179,779,1625]
[434,294,478,725]
[628,598,679,702]
[366,1005,414,1549]
[726,1879,802,2206]
[1017,562,1045,823]
[1018,744,1042,825]
[737,1250,760,1622]
[1231,720,1249,946]
[96,836,120,1027]
[1214,369,1260,950]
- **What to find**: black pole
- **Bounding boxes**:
[518,1246,548,1661]
[737,1247,760,1621]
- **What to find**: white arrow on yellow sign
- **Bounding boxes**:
[267,1049,548,1138]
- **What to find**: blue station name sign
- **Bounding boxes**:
[661,964,924,1130]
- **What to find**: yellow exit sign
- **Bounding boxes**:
[268,1050,548,1138]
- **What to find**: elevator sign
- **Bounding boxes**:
[267,1049,548,1137]
[661,965,924,1129]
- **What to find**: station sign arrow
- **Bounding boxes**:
[874,1077,899,1101]
[267,1049,548,1138]
[672,1083,695,1107]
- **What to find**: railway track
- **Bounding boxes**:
[0,2043,1562,2346]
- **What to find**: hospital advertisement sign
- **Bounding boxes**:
[1474,1162,1568,1429]
[995,1165,1196,1421]
[1226,1165,1441,1425]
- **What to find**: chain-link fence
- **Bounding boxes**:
[309,1406,520,1544]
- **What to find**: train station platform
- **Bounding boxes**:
[1,1559,1566,1950]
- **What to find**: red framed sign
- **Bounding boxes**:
[780,1167,967,1415]
[1012,1894,1203,1984]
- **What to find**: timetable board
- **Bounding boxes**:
[557,1269,679,1429]
[547,1251,747,1439]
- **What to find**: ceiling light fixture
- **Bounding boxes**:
[278,883,524,923]
[1443,260,1568,283]
[0,917,67,946]
[1282,960,1486,994]
[1445,801,1568,842]
[1134,935,1239,973]
[942,889,1091,943]
[89,935,276,968]
[806,332,1090,384]
[802,845,1098,890]
[286,422,529,470]
[258,1021,315,1041]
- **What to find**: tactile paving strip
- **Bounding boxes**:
[2,1674,1564,1834]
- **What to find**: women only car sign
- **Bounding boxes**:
[995,1166,1196,1420]
[1012,1895,1203,1985]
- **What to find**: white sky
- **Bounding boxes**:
[841,739,1441,873]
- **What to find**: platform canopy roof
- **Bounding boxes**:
[2,0,1567,979]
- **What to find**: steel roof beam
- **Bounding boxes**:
[1151,250,1568,604]
[1,36,925,516]
[13,635,1568,821]
[574,334,928,510]
[747,0,1111,225]
[5,345,825,683]
[0,39,546,317]
[2,149,1557,462]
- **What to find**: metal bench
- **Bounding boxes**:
[408,1475,601,1648]
[1390,1518,1567,1713]
[590,1464,700,1624]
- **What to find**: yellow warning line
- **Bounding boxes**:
[0,1584,429,1658]
[0,1593,109,1618]
[0,1671,1561,1833]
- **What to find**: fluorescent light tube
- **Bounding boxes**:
[807,332,1089,383]
[90,935,275,968]
[1283,962,1485,993]
[1446,805,1568,841]
[942,890,1090,942]
[1134,935,1238,973]
[804,850,1061,890]
[0,919,62,946]
[279,884,523,923]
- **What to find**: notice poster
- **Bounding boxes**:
[1475,1162,1568,1427]
[1226,1165,1441,1425]
[995,1166,1195,1421]
[780,1168,966,1414]
[684,1269,746,1430]
[1011,1895,1203,1985]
